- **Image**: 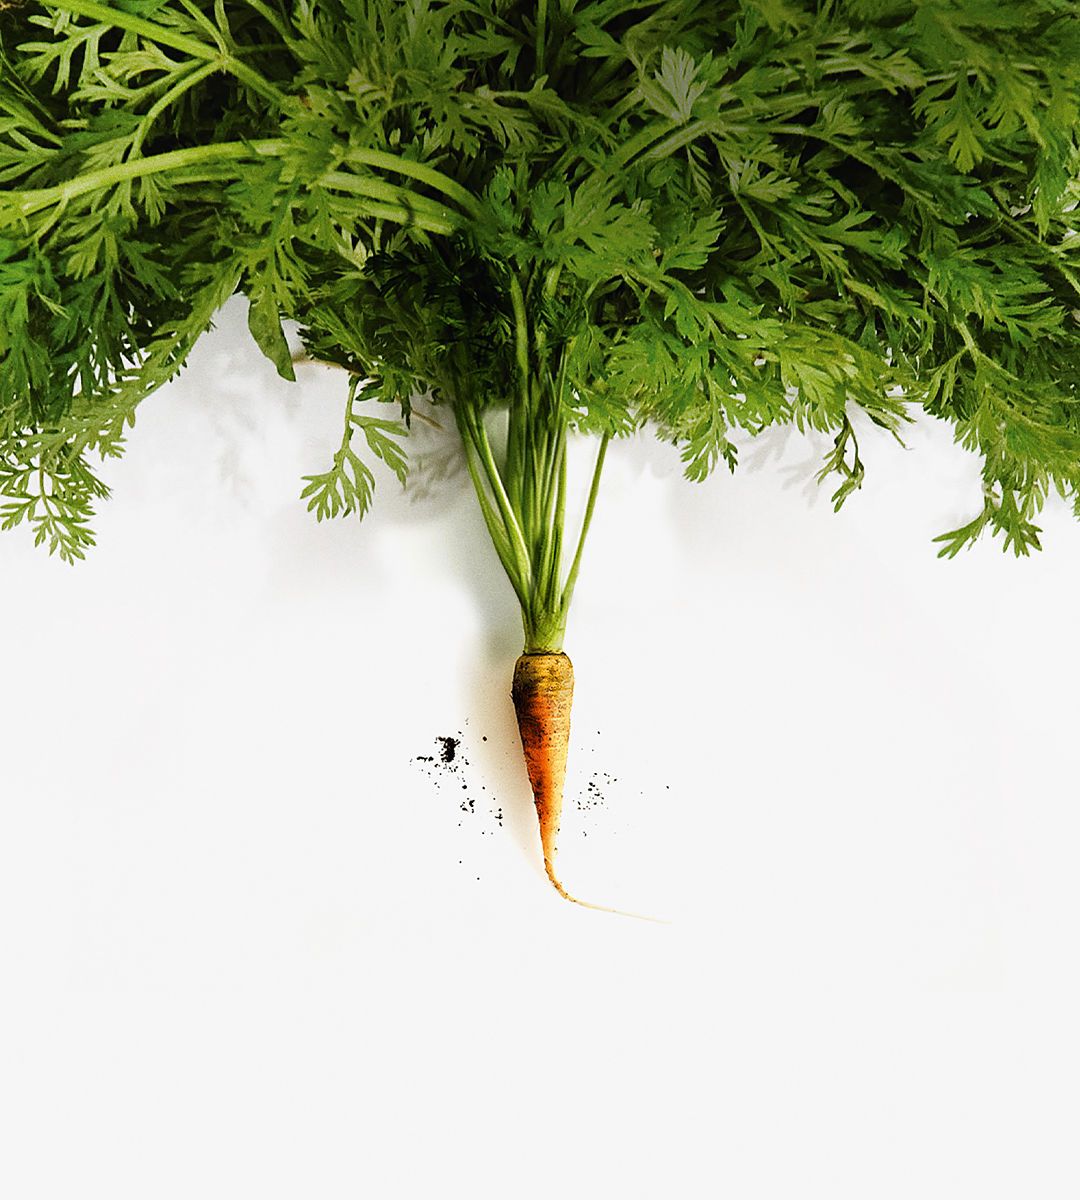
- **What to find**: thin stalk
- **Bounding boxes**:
[241,0,291,39]
[451,290,606,653]
[459,433,530,611]
[344,148,482,218]
[321,173,461,234]
[542,263,563,303]
[551,116,677,199]
[540,428,567,613]
[507,275,533,514]
[509,275,532,401]
[130,61,221,157]
[453,406,513,557]
[46,0,224,57]
[505,398,524,512]
[176,0,230,46]
[340,199,457,235]
[641,118,719,165]
[536,409,563,546]
[523,384,547,552]
[7,140,468,239]
[7,140,279,220]
[536,0,548,75]
[317,174,455,221]
[460,407,533,588]
[552,433,568,606]
[533,426,560,590]
[560,433,609,613]
[46,0,285,107]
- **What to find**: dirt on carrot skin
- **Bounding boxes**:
[511,653,574,896]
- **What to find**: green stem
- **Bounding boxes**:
[337,197,456,234]
[450,288,610,654]
[31,7,482,219]
[642,118,723,164]
[8,140,280,219]
[541,428,567,612]
[130,60,221,157]
[45,0,285,107]
[460,407,532,588]
[7,141,468,238]
[553,116,678,199]
[241,0,290,39]
[506,274,532,512]
[46,0,220,57]
[344,148,482,218]
[458,427,530,611]
[509,274,532,400]
[560,433,609,613]
[536,0,547,75]
[321,172,461,234]
[505,400,523,513]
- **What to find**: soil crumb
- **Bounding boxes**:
[576,771,610,812]
[411,731,468,791]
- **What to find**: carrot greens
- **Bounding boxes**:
[3,0,1080,898]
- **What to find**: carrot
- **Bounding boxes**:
[511,651,665,921]
[511,651,575,901]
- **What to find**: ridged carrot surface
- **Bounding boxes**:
[511,651,575,900]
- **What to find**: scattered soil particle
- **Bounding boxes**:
[411,731,468,788]
[576,771,609,812]
[417,729,627,864]
[414,733,505,869]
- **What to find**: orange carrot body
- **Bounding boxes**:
[511,651,575,900]
[511,652,665,921]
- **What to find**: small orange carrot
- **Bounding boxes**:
[511,650,575,901]
[511,651,666,921]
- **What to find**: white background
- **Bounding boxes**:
[2,298,1078,1197]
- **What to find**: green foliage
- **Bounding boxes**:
[300,376,408,521]
[1,0,1078,594]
